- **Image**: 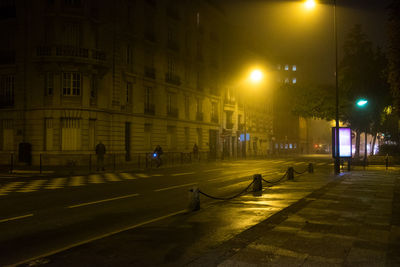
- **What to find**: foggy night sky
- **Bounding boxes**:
[218,0,390,85]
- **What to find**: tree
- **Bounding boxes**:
[387,0,400,114]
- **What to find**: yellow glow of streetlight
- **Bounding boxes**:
[304,0,316,10]
[249,69,263,83]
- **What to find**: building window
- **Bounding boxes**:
[62,72,81,96]
[0,75,14,107]
[126,82,132,104]
[211,102,218,122]
[184,127,189,150]
[90,75,97,105]
[284,77,289,84]
[61,118,81,151]
[45,73,54,96]
[62,23,81,46]
[292,65,297,71]
[144,86,154,114]
[126,44,133,65]
[195,97,202,113]
[284,65,289,71]
[292,78,297,84]
[167,55,176,74]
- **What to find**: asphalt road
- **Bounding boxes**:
[0,157,332,266]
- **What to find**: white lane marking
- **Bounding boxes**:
[11,210,187,267]
[0,214,34,223]
[0,182,25,196]
[154,183,197,192]
[88,174,103,184]
[17,180,47,193]
[69,176,84,186]
[171,172,195,176]
[203,168,225,172]
[104,173,121,182]
[68,193,140,208]
[136,173,150,178]
[119,173,136,180]
[45,178,67,189]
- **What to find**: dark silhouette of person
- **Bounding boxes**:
[153,145,163,167]
[96,141,106,171]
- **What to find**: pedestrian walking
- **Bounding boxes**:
[96,141,106,171]
[153,145,163,167]
[193,143,199,161]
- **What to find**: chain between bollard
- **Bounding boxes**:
[197,179,255,201]
[261,170,289,185]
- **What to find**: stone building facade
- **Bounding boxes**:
[0,0,273,166]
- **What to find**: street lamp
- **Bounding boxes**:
[355,98,369,167]
[303,0,340,174]
[243,68,264,159]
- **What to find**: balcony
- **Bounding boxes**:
[144,104,155,115]
[144,67,156,79]
[165,73,181,86]
[167,107,179,118]
[35,45,106,66]
[226,122,234,130]
[196,112,203,121]
[211,115,219,123]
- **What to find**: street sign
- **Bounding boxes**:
[332,127,352,158]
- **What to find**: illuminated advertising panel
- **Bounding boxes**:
[332,127,352,158]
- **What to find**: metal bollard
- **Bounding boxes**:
[188,187,200,211]
[252,174,263,196]
[287,167,294,180]
[308,163,314,173]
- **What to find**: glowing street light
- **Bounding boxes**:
[304,0,316,10]
[356,99,368,107]
[250,69,263,83]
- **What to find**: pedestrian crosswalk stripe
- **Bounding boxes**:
[0,182,25,195]
[136,173,150,178]
[88,174,103,184]
[119,173,135,180]
[69,176,84,186]
[104,173,121,182]
[17,180,47,193]
[45,178,67,189]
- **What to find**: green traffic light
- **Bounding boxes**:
[356,99,368,107]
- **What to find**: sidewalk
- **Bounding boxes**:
[17,167,400,267]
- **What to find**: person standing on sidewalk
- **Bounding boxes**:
[96,141,106,171]
[193,143,199,161]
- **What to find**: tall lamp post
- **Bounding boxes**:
[356,98,369,167]
[243,69,264,159]
[305,0,340,174]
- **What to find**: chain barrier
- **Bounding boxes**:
[293,168,308,175]
[261,171,289,185]
[198,179,255,201]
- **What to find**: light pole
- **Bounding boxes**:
[243,69,264,159]
[356,98,369,167]
[304,0,340,174]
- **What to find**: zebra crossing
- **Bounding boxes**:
[0,172,153,196]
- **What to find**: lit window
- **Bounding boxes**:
[289,144,293,149]
[284,65,289,71]
[284,78,289,84]
[292,78,297,84]
[292,65,297,71]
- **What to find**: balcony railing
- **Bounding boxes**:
[36,45,106,63]
[196,112,203,121]
[226,122,234,130]
[165,73,181,86]
[167,107,179,118]
[144,67,156,79]
[144,104,155,115]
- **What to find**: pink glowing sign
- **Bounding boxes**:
[332,127,352,158]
